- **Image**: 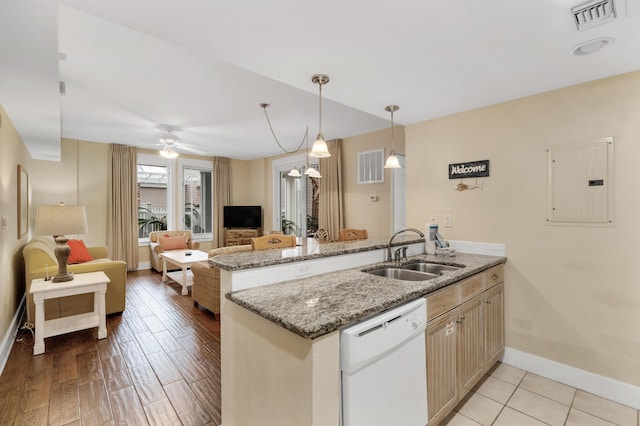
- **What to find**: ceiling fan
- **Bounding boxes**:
[154,124,205,158]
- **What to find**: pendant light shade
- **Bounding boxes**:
[309,74,332,158]
[288,168,302,177]
[384,152,401,169]
[383,105,402,169]
[309,134,330,158]
[304,165,322,178]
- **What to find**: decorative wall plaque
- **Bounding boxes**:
[448,160,490,179]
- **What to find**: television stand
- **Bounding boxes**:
[225,228,261,246]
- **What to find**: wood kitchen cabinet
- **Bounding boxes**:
[224,228,260,246]
[484,281,505,370]
[457,294,485,397]
[425,309,459,422]
[425,264,505,426]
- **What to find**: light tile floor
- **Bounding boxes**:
[443,362,639,426]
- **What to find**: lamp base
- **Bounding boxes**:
[52,235,74,283]
[52,272,74,283]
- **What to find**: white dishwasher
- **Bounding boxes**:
[341,298,428,426]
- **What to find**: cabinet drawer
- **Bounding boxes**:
[426,284,459,321]
[485,265,504,289]
[459,274,485,303]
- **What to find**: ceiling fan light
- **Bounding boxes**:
[288,168,302,177]
[309,134,331,158]
[160,147,179,159]
[384,151,401,169]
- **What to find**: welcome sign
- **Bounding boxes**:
[448,160,490,179]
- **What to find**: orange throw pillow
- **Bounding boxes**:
[158,235,188,250]
[67,239,95,264]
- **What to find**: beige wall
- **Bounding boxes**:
[405,71,640,386]
[31,138,109,247]
[0,105,32,341]
[342,128,405,239]
[240,129,405,239]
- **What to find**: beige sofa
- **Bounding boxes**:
[148,230,200,272]
[23,236,127,323]
[191,244,252,315]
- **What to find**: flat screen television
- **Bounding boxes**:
[223,205,262,229]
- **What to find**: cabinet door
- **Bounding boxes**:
[484,282,505,371]
[426,309,459,424]
[457,294,485,397]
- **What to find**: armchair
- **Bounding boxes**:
[148,230,200,272]
[191,244,253,315]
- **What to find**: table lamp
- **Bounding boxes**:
[35,202,88,282]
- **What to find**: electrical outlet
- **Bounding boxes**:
[443,214,452,227]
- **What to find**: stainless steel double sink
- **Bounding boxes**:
[364,261,462,281]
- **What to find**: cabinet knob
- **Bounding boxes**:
[456,315,465,324]
[491,274,498,280]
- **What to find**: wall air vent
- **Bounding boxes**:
[572,0,616,31]
[358,149,384,184]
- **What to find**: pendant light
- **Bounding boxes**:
[383,105,401,169]
[309,74,331,158]
[304,128,322,178]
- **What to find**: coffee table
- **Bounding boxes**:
[161,249,208,295]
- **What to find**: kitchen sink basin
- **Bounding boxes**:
[366,268,439,281]
[402,262,462,275]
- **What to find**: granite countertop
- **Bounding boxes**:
[209,235,424,271]
[226,252,506,339]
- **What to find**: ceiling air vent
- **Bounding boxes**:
[572,0,616,31]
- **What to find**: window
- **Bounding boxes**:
[272,154,319,237]
[137,158,170,240]
[181,163,213,237]
[137,154,213,243]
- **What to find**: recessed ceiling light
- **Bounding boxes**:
[571,37,615,56]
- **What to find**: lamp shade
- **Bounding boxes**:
[288,168,302,177]
[384,151,402,169]
[35,203,88,236]
[309,134,331,158]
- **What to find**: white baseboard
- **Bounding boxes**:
[135,261,151,271]
[0,294,26,376]
[503,347,640,409]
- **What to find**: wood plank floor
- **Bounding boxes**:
[0,270,222,426]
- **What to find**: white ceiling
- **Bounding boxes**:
[2,0,640,161]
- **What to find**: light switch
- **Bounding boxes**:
[1,216,6,230]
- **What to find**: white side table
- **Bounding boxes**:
[30,271,110,355]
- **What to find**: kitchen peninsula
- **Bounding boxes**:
[212,237,505,426]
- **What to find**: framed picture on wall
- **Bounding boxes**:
[17,164,28,239]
